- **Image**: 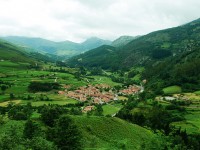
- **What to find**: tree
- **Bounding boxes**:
[8,103,33,120]
[28,136,57,150]
[95,105,103,116]
[79,66,87,76]
[1,85,7,94]
[0,124,25,149]
[23,119,38,139]
[90,67,103,75]
[40,105,64,127]
[54,115,83,150]
[9,93,15,99]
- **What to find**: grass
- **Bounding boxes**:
[72,116,156,149]
[6,86,28,94]
[0,99,77,107]
[171,121,199,134]
[132,74,141,81]
[31,112,41,119]
[0,115,157,149]
[166,92,200,134]
[0,100,21,107]
[102,104,122,116]
[163,85,182,94]
[194,90,200,95]
[184,93,200,101]
[0,94,10,102]
[88,76,122,86]
[171,108,200,134]
[24,99,77,107]
[161,42,171,48]
[118,96,128,100]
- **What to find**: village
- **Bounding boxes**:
[58,84,142,113]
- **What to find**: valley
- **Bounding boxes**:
[0,18,200,149]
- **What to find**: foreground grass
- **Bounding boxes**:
[73,116,156,149]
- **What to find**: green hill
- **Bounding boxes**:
[0,39,34,63]
[68,18,200,91]
[68,18,200,70]
[72,116,157,149]
[112,35,140,47]
[68,45,119,69]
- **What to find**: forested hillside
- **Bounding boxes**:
[68,18,200,70]
[68,18,200,91]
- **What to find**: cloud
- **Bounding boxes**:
[0,0,200,42]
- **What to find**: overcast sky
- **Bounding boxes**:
[0,0,200,42]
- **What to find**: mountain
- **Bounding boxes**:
[112,35,140,47]
[68,45,117,68]
[68,18,200,70]
[1,36,112,57]
[68,18,200,91]
[81,37,111,49]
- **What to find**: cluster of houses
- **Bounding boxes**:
[58,84,142,112]
[119,85,141,95]
[59,84,142,103]
[65,84,117,104]
[82,106,95,113]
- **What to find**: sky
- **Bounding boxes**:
[0,0,200,42]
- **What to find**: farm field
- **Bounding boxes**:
[163,85,182,94]
[0,60,199,149]
[158,92,200,134]
[0,61,125,112]
[102,103,123,116]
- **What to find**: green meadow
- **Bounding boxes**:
[163,85,182,94]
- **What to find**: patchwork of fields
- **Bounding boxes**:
[0,61,125,116]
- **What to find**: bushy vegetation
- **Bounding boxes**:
[28,82,60,92]
[116,96,200,149]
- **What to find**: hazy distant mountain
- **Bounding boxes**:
[112,35,140,47]
[0,39,55,63]
[82,37,112,49]
[1,36,112,57]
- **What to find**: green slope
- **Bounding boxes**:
[68,18,200,70]
[68,45,119,69]
[0,116,158,150]
[68,18,200,91]
[112,35,140,47]
[0,39,34,63]
[0,39,55,64]
[72,116,156,149]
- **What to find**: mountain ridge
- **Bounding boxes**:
[112,35,140,47]
[68,18,200,92]
[68,18,200,70]
[1,36,112,57]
